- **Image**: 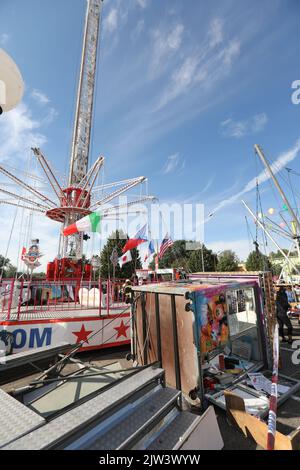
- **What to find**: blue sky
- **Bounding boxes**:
[1,0,300,269]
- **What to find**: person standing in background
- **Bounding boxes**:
[276,286,293,343]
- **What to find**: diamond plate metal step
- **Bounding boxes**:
[0,388,45,449]
[4,365,164,450]
[0,343,71,371]
[82,387,181,450]
[147,411,201,450]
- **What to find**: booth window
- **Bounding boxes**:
[226,288,262,363]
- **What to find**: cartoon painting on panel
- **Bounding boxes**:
[199,292,229,354]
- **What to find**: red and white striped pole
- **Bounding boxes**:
[267,323,279,450]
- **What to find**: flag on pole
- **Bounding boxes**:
[159,234,174,259]
[21,247,26,260]
[144,240,155,262]
[63,212,102,236]
[122,224,147,253]
[118,250,132,267]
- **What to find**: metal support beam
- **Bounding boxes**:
[94,196,157,213]
[255,144,300,237]
[92,177,147,208]
[171,295,181,391]
[155,293,162,365]
[0,187,50,210]
[69,0,103,186]
[80,156,105,208]
[242,200,300,273]
[0,200,45,213]
[0,164,56,206]
[32,148,65,201]
[141,294,148,366]
[77,155,104,191]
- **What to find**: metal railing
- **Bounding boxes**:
[0,278,130,321]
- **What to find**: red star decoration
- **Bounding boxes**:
[114,320,130,339]
[72,324,93,344]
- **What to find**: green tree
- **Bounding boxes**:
[170,257,190,271]
[0,255,17,278]
[217,250,239,272]
[187,245,218,272]
[269,249,289,260]
[245,250,271,272]
[5,264,17,278]
[99,230,142,280]
[149,240,191,270]
[270,263,283,277]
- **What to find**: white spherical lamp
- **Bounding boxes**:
[0,48,24,114]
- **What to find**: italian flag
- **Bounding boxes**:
[63,212,102,236]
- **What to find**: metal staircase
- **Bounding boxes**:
[2,363,208,450]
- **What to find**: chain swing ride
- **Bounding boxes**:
[243,144,300,281]
[0,0,156,354]
[0,0,155,281]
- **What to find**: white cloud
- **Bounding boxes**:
[0,99,60,270]
[221,113,268,138]
[102,0,134,53]
[104,8,118,34]
[150,23,184,77]
[131,19,145,42]
[157,56,199,108]
[167,24,185,50]
[0,33,10,46]
[41,107,58,126]
[221,39,240,67]
[162,153,185,174]
[208,18,223,48]
[207,139,300,220]
[136,0,148,8]
[31,89,50,105]
[252,113,268,133]
[0,103,47,163]
[155,19,240,110]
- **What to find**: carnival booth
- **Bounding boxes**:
[132,280,299,417]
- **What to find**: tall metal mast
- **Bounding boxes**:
[61,0,103,259]
[69,0,103,187]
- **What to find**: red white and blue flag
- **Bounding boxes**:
[122,224,148,254]
[144,240,155,262]
[159,234,174,259]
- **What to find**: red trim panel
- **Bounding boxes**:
[79,339,130,351]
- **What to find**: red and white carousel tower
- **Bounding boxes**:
[0,0,155,280]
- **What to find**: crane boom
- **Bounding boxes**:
[69,0,103,186]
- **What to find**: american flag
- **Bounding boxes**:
[159,234,174,259]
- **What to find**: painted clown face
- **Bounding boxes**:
[213,303,225,321]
